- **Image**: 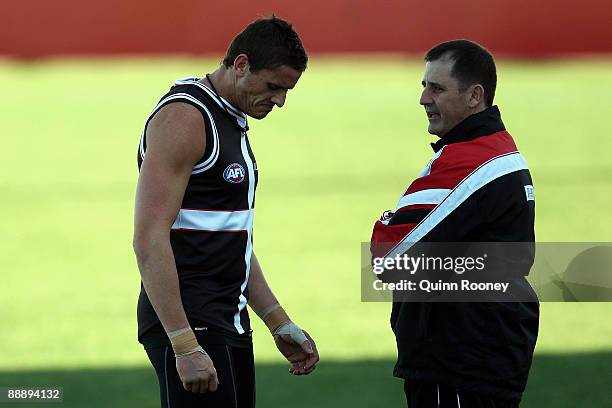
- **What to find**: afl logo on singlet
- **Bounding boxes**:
[223,163,245,183]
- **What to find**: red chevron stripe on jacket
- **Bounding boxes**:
[371,130,519,255]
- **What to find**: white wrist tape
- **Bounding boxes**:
[274,321,308,345]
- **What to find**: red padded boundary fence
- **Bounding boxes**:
[2,0,612,57]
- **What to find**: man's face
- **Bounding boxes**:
[235,64,302,119]
[420,56,473,137]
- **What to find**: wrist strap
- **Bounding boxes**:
[168,327,199,355]
[175,345,206,358]
[262,306,291,335]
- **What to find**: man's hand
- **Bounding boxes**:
[274,323,319,375]
[176,350,219,393]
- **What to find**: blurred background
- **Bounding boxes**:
[1,1,611,407]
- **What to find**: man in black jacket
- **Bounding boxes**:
[371,40,539,407]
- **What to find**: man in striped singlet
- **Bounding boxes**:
[133,16,319,408]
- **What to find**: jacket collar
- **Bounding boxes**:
[430,105,505,152]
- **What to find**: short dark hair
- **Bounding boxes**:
[223,16,308,72]
[425,39,497,107]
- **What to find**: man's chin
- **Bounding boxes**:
[427,124,442,136]
[248,109,272,120]
[248,112,268,120]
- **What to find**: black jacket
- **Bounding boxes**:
[372,107,539,402]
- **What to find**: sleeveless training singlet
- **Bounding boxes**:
[137,78,258,347]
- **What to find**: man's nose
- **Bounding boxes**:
[420,88,431,106]
[271,90,287,108]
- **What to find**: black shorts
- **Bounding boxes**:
[404,380,519,408]
[146,343,255,408]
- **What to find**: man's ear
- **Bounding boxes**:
[233,54,250,77]
[467,84,485,108]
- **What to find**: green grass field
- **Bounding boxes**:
[1,57,611,407]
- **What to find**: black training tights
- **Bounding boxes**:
[146,344,255,408]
